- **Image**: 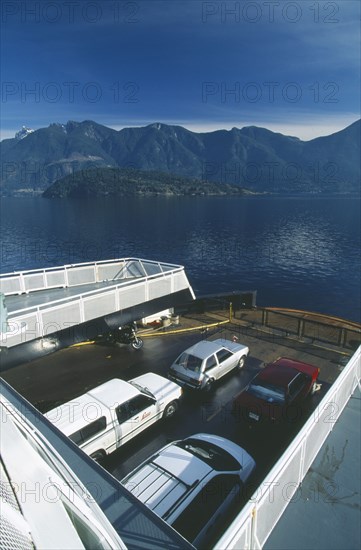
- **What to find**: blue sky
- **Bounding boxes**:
[1,0,360,140]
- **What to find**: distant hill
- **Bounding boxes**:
[1,119,360,195]
[42,167,251,198]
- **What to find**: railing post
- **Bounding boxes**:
[338,327,347,348]
[262,308,268,326]
[138,260,147,278]
[79,295,85,323]
[64,266,69,287]
[298,318,305,339]
[250,507,262,550]
[36,309,44,339]
[115,287,120,311]
[19,272,26,294]
[299,437,306,481]
[170,272,174,294]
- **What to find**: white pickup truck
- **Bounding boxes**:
[45,373,182,461]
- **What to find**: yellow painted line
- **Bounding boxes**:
[140,319,230,338]
[71,340,95,347]
[206,406,224,422]
[69,319,230,346]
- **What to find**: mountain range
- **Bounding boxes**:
[1,119,360,195]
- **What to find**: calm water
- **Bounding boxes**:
[1,196,360,322]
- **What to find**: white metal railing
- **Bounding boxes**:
[0,258,182,296]
[0,391,127,549]
[1,259,195,347]
[216,345,361,550]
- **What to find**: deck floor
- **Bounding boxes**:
[2,308,359,549]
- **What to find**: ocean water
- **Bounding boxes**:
[1,196,360,322]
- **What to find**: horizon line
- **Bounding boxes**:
[1,117,359,143]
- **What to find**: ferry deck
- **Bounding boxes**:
[1,304,360,549]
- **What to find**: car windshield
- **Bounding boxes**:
[129,381,155,399]
[175,353,203,372]
[176,438,240,471]
[247,381,285,404]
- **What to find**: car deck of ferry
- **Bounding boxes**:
[2,305,360,549]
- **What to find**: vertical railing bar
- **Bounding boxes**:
[79,294,85,323]
[19,273,26,294]
[36,308,44,339]
[138,260,148,278]
[64,266,69,287]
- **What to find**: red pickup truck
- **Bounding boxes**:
[232,357,320,426]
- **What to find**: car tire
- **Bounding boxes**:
[163,400,178,418]
[131,337,144,350]
[204,379,214,392]
[238,355,247,369]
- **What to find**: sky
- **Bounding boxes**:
[1,0,360,140]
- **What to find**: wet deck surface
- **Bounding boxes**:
[2,309,356,488]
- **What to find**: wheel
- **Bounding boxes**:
[90,450,106,463]
[163,400,178,418]
[238,355,247,369]
[131,337,143,350]
[203,379,214,392]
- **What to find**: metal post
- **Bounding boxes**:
[298,318,305,339]
[262,308,268,326]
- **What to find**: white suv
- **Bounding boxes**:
[122,433,256,547]
[45,373,182,461]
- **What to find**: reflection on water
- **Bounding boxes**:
[261,217,338,272]
[1,196,360,322]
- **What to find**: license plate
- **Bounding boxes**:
[249,412,260,421]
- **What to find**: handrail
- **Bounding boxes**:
[215,345,361,549]
[0,257,181,279]
[1,258,185,299]
[7,268,184,317]
[1,259,194,345]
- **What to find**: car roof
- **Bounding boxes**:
[271,357,319,376]
[123,444,213,519]
[256,364,300,388]
[255,357,318,388]
[179,340,224,360]
[45,379,139,435]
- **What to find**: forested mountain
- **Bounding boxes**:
[1,119,360,195]
[43,167,250,197]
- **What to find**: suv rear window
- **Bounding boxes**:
[171,474,240,543]
[176,438,240,471]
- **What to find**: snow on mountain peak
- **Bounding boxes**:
[15,126,34,140]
